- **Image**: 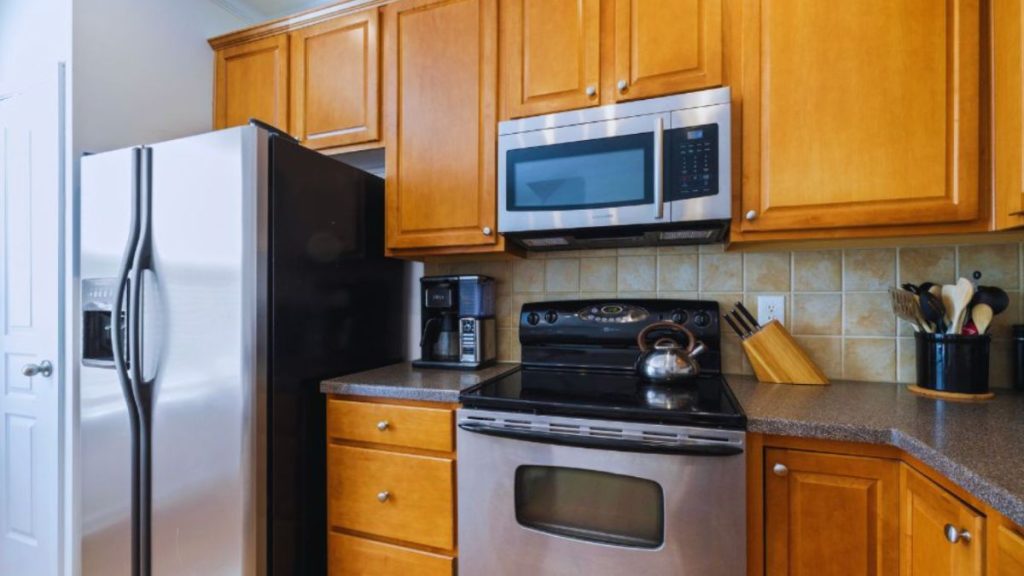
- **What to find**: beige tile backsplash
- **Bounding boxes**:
[425,243,1024,388]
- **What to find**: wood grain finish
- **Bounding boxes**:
[739,0,980,234]
[993,0,1024,230]
[611,0,722,102]
[502,0,600,118]
[765,448,899,576]
[383,0,499,251]
[900,464,985,575]
[328,532,454,576]
[214,35,290,131]
[741,321,829,385]
[992,521,1024,575]
[327,445,454,550]
[326,398,453,452]
[290,8,380,149]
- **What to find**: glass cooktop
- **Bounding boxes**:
[460,367,746,430]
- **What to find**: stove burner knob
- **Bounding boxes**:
[544,311,559,324]
[671,311,688,324]
[693,311,712,328]
[527,312,541,325]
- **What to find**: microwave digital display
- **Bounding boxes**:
[665,123,718,201]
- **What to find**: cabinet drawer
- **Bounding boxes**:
[328,532,453,576]
[327,398,453,452]
[328,445,454,550]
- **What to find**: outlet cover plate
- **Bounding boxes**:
[757,295,785,326]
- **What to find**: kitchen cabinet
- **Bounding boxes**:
[326,397,457,575]
[383,0,504,255]
[289,8,380,150]
[994,0,1024,230]
[736,0,982,238]
[990,518,1024,575]
[214,35,289,131]
[763,448,900,575]
[901,464,984,575]
[500,0,722,119]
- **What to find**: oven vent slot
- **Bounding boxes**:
[641,431,679,440]
[687,434,732,443]
[548,423,581,435]
[465,415,497,423]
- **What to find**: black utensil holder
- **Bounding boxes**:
[914,332,991,394]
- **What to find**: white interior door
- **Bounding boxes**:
[0,67,63,575]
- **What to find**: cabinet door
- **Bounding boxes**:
[611,0,722,102]
[765,448,899,576]
[901,465,984,576]
[994,0,1024,229]
[383,0,498,250]
[992,521,1024,576]
[740,0,979,233]
[290,9,380,150]
[501,0,600,118]
[214,35,289,131]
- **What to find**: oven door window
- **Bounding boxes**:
[506,133,653,211]
[514,465,664,548]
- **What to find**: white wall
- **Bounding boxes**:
[0,0,71,91]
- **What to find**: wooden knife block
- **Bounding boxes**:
[741,320,830,385]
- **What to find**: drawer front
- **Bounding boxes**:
[328,532,453,576]
[328,445,454,550]
[327,398,453,452]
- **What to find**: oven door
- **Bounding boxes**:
[456,409,746,576]
[498,112,672,233]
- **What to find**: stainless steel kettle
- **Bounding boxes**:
[635,321,706,384]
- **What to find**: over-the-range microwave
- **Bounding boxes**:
[498,87,731,250]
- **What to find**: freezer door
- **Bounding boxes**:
[80,147,138,575]
[145,127,264,575]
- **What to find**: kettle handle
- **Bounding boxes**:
[637,321,696,353]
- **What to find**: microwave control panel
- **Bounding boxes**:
[665,123,718,200]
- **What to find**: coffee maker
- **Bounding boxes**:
[414,275,497,369]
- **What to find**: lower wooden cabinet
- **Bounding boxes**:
[326,396,457,575]
[764,448,899,575]
[901,464,985,576]
[991,518,1024,575]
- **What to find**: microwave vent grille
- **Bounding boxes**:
[659,229,716,241]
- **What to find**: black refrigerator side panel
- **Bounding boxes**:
[267,136,405,575]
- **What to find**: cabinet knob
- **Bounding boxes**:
[745,210,758,221]
[617,80,629,93]
[585,85,597,97]
[944,524,971,544]
[482,226,493,236]
[376,420,389,431]
[772,463,788,477]
[377,490,390,503]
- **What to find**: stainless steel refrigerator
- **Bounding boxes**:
[79,124,404,575]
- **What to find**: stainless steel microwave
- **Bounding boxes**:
[497,88,731,250]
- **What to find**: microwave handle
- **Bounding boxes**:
[653,116,664,220]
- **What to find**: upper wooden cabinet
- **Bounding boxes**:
[501,0,600,118]
[994,0,1024,230]
[610,0,722,102]
[383,0,500,253]
[214,35,289,131]
[738,0,981,235]
[764,448,899,575]
[901,464,985,576]
[500,0,722,119]
[290,9,380,150]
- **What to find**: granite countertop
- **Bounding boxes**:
[320,362,520,403]
[322,363,1024,526]
[729,375,1024,527]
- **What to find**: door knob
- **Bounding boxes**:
[772,463,788,477]
[745,210,758,221]
[585,85,597,97]
[377,420,390,431]
[22,360,53,378]
[944,524,972,544]
[617,80,628,93]
[482,226,493,236]
[377,490,390,503]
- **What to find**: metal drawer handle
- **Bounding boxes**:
[377,490,390,503]
[377,420,389,431]
[22,360,53,378]
[944,524,971,544]
[745,210,758,221]
[772,463,788,477]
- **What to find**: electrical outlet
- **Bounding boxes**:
[757,295,785,326]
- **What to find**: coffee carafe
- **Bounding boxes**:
[415,275,497,369]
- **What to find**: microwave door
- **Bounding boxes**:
[666,103,732,224]
[498,112,672,234]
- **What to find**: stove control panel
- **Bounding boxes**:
[577,303,650,324]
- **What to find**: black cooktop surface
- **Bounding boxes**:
[460,367,747,430]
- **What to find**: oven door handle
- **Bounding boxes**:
[457,422,743,456]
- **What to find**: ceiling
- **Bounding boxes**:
[212,0,340,22]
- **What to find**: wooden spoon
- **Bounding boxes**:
[972,303,994,335]
[940,285,956,330]
[949,278,975,334]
